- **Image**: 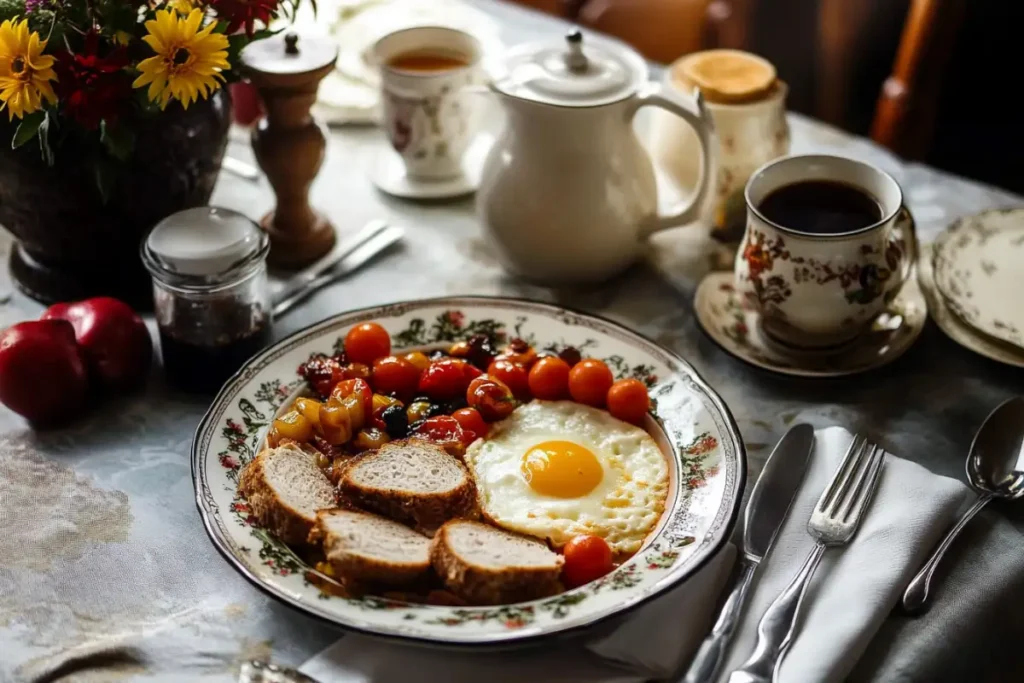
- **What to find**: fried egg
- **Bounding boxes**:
[463,400,669,556]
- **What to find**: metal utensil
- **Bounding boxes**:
[728,435,884,683]
[684,424,815,683]
[239,660,321,683]
[223,156,261,181]
[272,220,403,318]
[901,396,1024,614]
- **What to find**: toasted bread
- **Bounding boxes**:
[237,444,336,545]
[430,520,564,605]
[309,509,431,584]
[338,438,476,533]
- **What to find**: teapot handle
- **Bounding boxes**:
[628,84,713,236]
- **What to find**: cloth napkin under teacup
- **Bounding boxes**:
[299,427,970,683]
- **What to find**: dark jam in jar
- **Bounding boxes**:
[159,314,272,394]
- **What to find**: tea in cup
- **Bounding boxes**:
[372,26,483,180]
[735,154,918,349]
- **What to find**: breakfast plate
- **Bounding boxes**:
[932,208,1024,350]
[193,296,745,646]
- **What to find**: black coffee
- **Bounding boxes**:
[758,180,882,234]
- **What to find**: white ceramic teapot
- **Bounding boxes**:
[477,30,713,284]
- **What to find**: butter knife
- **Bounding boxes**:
[683,424,815,683]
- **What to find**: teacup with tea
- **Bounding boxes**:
[372,26,483,180]
[735,154,918,349]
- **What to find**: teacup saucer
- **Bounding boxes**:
[370,134,492,201]
[919,244,1024,368]
[694,271,928,377]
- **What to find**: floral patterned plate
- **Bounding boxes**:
[933,208,1024,351]
[193,296,745,646]
[694,272,927,377]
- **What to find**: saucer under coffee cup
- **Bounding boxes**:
[734,154,919,349]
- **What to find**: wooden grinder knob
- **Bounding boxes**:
[241,31,339,269]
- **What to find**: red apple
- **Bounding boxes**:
[0,319,89,425]
[42,297,152,391]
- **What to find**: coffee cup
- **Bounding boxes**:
[735,154,918,349]
[371,26,483,180]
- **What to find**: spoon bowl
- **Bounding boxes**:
[902,396,1024,614]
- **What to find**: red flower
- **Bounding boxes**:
[220,454,239,469]
[445,311,465,328]
[210,0,281,37]
[53,32,131,130]
[504,618,526,628]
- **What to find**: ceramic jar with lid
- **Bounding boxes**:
[650,49,790,262]
[142,207,272,394]
[477,30,713,285]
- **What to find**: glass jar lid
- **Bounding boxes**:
[490,29,647,107]
[142,207,269,288]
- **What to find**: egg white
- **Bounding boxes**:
[463,400,669,556]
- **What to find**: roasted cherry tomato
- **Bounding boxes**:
[412,415,464,444]
[293,397,323,431]
[606,378,651,424]
[331,378,373,418]
[487,358,530,400]
[372,355,421,399]
[451,407,488,441]
[403,351,431,373]
[528,356,571,400]
[297,353,347,398]
[562,534,614,588]
[343,362,371,381]
[568,358,614,407]
[418,358,481,401]
[344,322,391,365]
[272,410,314,443]
[318,401,352,445]
[466,375,516,422]
[497,338,537,368]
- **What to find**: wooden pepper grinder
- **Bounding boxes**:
[241,32,338,269]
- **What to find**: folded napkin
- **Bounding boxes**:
[717,426,970,683]
[299,426,970,683]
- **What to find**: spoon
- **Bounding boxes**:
[901,396,1024,614]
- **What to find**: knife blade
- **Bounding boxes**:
[682,423,815,683]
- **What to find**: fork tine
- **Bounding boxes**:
[842,443,885,526]
[837,443,880,521]
[818,435,865,515]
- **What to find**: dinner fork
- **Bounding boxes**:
[728,436,884,683]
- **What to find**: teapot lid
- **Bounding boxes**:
[491,29,647,107]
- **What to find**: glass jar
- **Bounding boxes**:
[142,207,272,394]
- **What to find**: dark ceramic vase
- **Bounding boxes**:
[0,90,232,309]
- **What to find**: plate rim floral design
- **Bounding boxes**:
[192,296,746,647]
[694,272,927,378]
[932,208,1024,351]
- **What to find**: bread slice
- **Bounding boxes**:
[309,509,431,584]
[338,438,476,533]
[430,520,564,605]
[237,444,336,545]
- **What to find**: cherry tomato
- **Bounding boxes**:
[528,356,571,400]
[403,351,431,373]
[343,362,371,381]
[344,322,391,365]
[331,378,373,418]
[467,375,516,422]
[452,407,488,440]
[498,338,537,368]
[412,415,464,445]
[298,353,347,398]
[418,358,480,401]
[487,358,530,400]
[606,378,651,424]
[371,355,421,399]
[568,359,614,407]
[562,534,614,588]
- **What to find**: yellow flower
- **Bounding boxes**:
[0,18,57,120]
[166,0,201,13]
[133,8,229,110]
[113,30,134,46]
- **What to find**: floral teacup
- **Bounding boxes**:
[372,26,483,180]
[735,155,918,349]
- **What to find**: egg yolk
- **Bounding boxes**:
[521,440,603,498]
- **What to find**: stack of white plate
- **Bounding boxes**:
[920,208,1024,367]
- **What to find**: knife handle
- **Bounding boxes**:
[684,559,756,683]
[727,543,825,683]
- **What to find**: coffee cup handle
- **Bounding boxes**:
[627,84,713,236]
[885,205,919,301]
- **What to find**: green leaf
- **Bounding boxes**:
[93,159,117,206]
[12,111,44,149]
[100,120,135,162]
[37,111,54,166]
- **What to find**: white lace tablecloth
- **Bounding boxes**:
[2,2,1024,682]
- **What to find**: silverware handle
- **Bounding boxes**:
[727,543,825,683]
[901,492,993,615]
[684,559,757,683]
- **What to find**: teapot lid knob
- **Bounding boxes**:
[564,28,588,73]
